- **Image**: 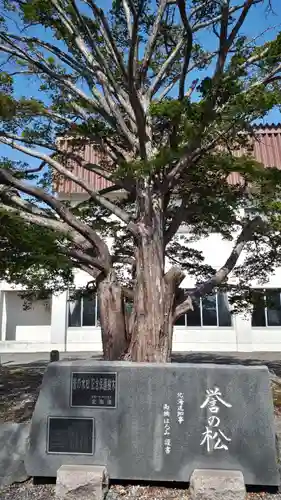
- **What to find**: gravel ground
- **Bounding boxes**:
[1,481,281,500]
[2,353,281,499]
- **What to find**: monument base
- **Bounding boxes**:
[25,361,279,486]
[55,465,109,500]
[190,469,246,500]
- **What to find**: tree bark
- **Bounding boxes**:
[98,270,129,360]
[98,187,185,363]
[125,187,182,362]
[127,244,185,362]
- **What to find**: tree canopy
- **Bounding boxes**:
[0,0,281,360]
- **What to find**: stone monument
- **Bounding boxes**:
[25,361,279,486]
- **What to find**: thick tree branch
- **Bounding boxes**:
[0,187,53,218]
[193,216,265,297]
[83,163,136,195]
[227,0,257,49]
[164,201,186,245]
[122,0,133,38]
[214,0,229,79]
[0,201,73,236]
[84,0,128,79]
[141,0,167,83]
[0,38,128,138]
[100,81,137,147]
[174,216,265,319]
[165,266,185,285]
[0,168,111,265]
[176,0,193,100]
[65,247,105,272]
[174,217,263,320]
[174,295,193,320]
[148,37,185,98]
[191,1,261,32]
[0,198,106,272]
[0,137,138,232]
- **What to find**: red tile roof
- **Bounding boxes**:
[228,123,281,185]
[55,138,112,194]
[55,124,281,194]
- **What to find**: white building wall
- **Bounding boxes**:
[0,282,52,351]
[1,231,281,353]
[5,291,51,341]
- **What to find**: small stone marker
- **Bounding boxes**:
[56,464,109,500]
[190,469,246,500]
[0,422,30,488]
[50,350,60,363]
[25,361,279,485]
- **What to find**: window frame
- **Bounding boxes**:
[68,293,99,328]
[174,291,232,328]
[251,289,281,328]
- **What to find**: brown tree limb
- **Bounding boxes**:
[164,201,186,246]
[84,0,128,79]
[141,0,167,83]
[214,0,229,79]
[174,295,193,320]
[164,266,185,285]
[148,37,185,98]
[65,247,105,272]
[193,216,265,297]
[0,194,108,273]
[0,201,74,236]
[227,0,257,49]
[174,216,265,319]
[191,1,261,32]
[0,37,126,137]
[0,137,138,232]
[176,0,193,100]
[0,168,111,265]
[83,163,136,195]
[0,187,53,218]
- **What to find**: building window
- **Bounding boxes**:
[68,294,100,327]
[175,291,232,327]
[252,289,281,327]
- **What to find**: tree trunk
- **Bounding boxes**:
[98,187,184,363]
[127,237,183,362]
[98,270,129,360]
[126,186,182,362]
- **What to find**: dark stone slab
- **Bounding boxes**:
[25,361,279,486]
[0,422,30,488]
[48,417,94,455]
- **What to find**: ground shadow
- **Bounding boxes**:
[0,354,102,422]
[0,364,45,422]
[172,352,281,378]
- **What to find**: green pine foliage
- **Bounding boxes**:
[0,0,280,310]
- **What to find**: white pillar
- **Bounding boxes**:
[0,290,3,340]
[50,291,68,351]
[0,291,7,341]
[234,312,252,352]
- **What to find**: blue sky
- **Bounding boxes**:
[1,0,281,167]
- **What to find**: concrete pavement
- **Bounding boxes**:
[0,352,102,366]
[1,350,281,366]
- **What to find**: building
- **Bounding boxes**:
[1,124,281,354]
